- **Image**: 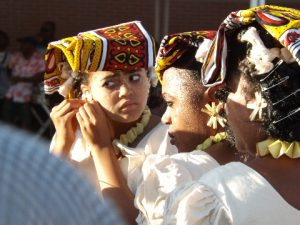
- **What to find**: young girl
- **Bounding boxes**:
[45,21,177,224]
[132,31,237,224]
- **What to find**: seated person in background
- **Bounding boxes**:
[163,5,300,224]
[4,36,44,129]
[0,122,125,225]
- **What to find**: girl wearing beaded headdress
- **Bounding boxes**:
[162,5,300,224]
[45,21,178,224]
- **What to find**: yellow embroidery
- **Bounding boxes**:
[196,132,227,151]
[256,139,300,159]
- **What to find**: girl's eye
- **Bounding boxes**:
[166,101,173,107]
[103,81,116,88]
[130,74,141,82]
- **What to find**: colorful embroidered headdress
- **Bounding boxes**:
[155,31,216,83]
[201,5,300,87]
[201,5,300,159]
[44,21,156,95]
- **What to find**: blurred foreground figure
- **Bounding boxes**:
[0,122,125,225]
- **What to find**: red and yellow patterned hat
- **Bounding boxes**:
[202,5,300,87]
[44,21,156,95]
[155,31,216,83]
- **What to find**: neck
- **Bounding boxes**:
[111,120,138,139]
[247,155,300,209]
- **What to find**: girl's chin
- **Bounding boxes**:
[111,114,142,124]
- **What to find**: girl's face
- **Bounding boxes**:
[87,69,150,123]
[161,67,214,152]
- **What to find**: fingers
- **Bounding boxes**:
[76,101,107,131]
[78,105,90,122]
[85,101,103,122]
[76,110,84,130]
[50,99,84,119]
[63,110,78,122]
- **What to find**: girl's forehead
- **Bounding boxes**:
[93,68,145,75]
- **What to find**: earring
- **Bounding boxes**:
[246,92,267,121]
[201,102,227,129]
[82,91,93,101]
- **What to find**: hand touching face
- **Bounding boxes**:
[76,100,114,148]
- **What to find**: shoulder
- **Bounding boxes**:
[136,150,220,224]
[164,162,300,224]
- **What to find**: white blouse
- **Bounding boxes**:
[50,123,178,192]
[163,162,300,225]
[135,150,219,225]
[50,123,221,225]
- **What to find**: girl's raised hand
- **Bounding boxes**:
[76,100,114,149]
[50,99,84,156]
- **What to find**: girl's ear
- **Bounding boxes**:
[203,84,224,102]
[81,84,89,93]
[80,84,93,101]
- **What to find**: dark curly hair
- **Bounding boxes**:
[71,72,89,98]
[215,23,300,142]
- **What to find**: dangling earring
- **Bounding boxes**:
[201,102,227,129]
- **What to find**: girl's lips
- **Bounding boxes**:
[120,101,138,112]
[168,132,176,145]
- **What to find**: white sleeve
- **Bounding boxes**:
[49,130,91,162]
[135,150,220,225]
[163,181,232,225]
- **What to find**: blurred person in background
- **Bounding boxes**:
[4,36,44,130]
[0,122,125,225]
[0,30,11,121]
[36,21,56,53]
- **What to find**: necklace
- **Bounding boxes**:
[196,132,227,151]
[113,106,152,158]
[256,139,300,159]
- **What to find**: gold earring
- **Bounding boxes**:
[201,102,227,129]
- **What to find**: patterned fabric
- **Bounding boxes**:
[155,31,216,82]
[202,5,300,87]
[0,123,125,225]
[44,21,156,94]
[6,52,44,103]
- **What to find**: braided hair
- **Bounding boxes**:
[215,23,300,142]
